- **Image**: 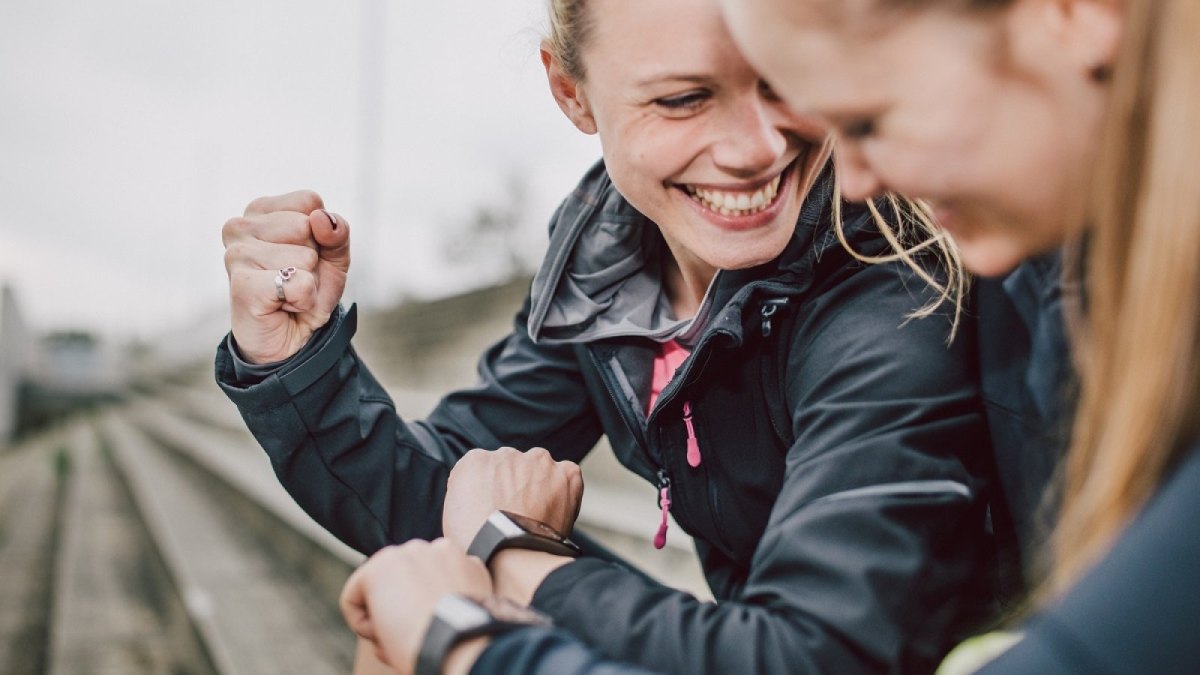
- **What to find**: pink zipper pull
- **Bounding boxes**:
[653,470,671,549]
[683,402,702,468]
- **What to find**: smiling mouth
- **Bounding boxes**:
[677,161,793,218]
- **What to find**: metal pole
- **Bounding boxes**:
[350,0,386,308]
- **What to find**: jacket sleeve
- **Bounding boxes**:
[470,628,659,675]
[530,258,991,674]
[977,447,1200,674]
[214,298,603,555]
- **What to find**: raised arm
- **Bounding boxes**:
[217,192,604,554]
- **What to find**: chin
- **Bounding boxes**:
[701,234,791,271]
[955,235,1031,278]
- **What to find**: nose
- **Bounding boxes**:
[711,96,788,178]
[832,140,884,202]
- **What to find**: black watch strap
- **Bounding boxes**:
[415,594,549,675]
[466,510,581,566]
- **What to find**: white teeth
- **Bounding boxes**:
[683,172,785,217]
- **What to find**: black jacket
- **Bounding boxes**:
[468,252,1078,675]
[977,445,1200,674]
[216,162,992,674]
[975,252,1075,596]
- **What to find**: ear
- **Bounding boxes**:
[1052,0,1123,78]
[541,43,598,135]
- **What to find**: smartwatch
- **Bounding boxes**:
[466,510,582,567]
[415,594,550,675]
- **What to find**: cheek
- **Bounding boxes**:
[872,100,996,199]
[864,139,955,198]
[606,123,700,191]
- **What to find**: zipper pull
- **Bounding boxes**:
[682,401,702,468]
[653,470,672,550]
[760,297,790,337]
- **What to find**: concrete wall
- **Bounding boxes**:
[0,286,28,444]
[353,275,532,397]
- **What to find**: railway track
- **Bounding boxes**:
[0,378,708,673]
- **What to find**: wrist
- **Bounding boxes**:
[441,636,489,675]
[465,510,581,568]
[490,549,574,606]
[417,594,551,675]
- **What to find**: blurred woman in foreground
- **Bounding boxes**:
[718,0,1200,669]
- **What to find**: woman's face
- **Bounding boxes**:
[547,0,828,273]
[719,0,1120,276]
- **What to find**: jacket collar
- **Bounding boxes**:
[527,152,854,346]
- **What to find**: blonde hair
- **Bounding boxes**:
[1049,0,1200,594]
[832,184,968,341]
[544,0,592,81]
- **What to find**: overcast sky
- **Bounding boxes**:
[0,0,600,344]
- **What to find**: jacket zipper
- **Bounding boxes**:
[682,401,701,468]
[589,349,677,550]
[650,297,793,552]
[595,295,796,551]
[760,297,790,337]
[648,330,724,423]
[587,348,655,466]
[653,469,672,549]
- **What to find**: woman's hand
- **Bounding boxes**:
[221,190,351,364]
[340,538,493,674]
[442,447,584,551]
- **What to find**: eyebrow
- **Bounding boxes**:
[803,99,887,124]
[820,109,876,124]
[634,72,712,88]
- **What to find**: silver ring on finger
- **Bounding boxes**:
[274,266,297,302]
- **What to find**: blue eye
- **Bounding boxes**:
[655,92,709,110]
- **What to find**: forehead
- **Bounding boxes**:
[740,21,893,114]
[721,0,882,43]
[725,1,991,114]
[584,0,752,79]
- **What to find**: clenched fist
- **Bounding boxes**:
[222,190,351,364]
[442,447,584,550]
[340,539,493,674]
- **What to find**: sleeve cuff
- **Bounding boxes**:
[225,336,302,385]
[215,304,359,410]
[471,626,652,675]
[528,557,611,618]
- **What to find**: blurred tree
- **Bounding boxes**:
[440,172,535,282]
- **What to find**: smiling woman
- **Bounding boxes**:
[541,0,830,313]
[216,0,995,673]
[543,0,962,321]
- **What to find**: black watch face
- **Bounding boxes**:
[501,510,569,543]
